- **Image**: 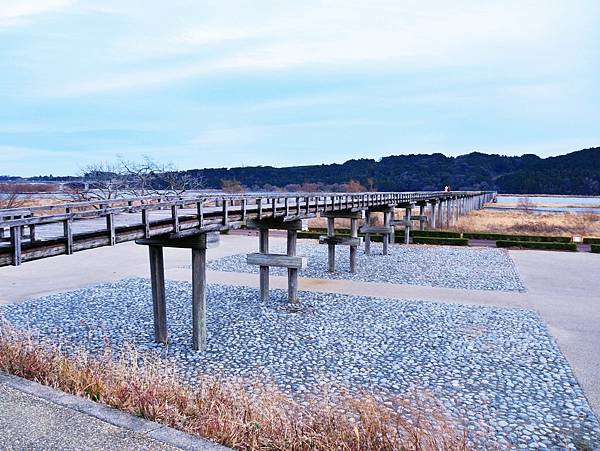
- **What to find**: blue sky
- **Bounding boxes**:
[1,0,599,176]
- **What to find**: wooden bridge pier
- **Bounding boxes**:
[246,217,308,303]
[429,200,437,229]
[361,205,395,255]
[135,231,220,351]
[319,210,363,273]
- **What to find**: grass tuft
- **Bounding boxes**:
[0,323,479,450]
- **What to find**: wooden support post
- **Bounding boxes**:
[28,224,35,242]
[388,207,396,245]
[271,198,277,217]
[364,210,371,255]
[142,208,151,238]
[430,202,437,229]
[63,207,73,255]
[241,199,247,221]
[149,245,167,344]
[287,229,299,303]
[327,217,335,272]
[106,213,116,246]
[191,247,207,351]
[258,198,263,219]
[382,211,390,255]
[171,205,180,232]
[438,200,444,228]
[284,197,290,216]
[259,228,269,302]
[10,226,22,266]
[404,207,412,244]
[350,218,358,273]
[196,202,204,227]
[419,204,425,230]
[222,199,229,225]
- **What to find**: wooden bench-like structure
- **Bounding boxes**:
[0,190,495,350]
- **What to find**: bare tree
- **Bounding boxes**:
[517,196,536,214]
[0,184,32,210]
[71,157,203,203]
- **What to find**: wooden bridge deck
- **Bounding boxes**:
[0,191,493,267]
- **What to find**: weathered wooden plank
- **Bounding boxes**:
[319,236,363,246]
[247,253,308,269]
[359,226,394,234]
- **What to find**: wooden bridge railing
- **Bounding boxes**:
[0,191,494,267]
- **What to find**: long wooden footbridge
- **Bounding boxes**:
[0,190,494,350]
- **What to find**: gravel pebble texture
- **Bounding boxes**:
[2,278,597,449]
[207,242,526,292]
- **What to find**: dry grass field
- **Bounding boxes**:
[452,210,600,237]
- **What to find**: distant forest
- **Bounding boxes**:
[181,147,600,195]
[10,146,600,195]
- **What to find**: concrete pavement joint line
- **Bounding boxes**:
[0,372,229,451]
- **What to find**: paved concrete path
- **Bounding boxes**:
[0,373,226,450]
[1,234,598,421]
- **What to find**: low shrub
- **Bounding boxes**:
[591,244,600,253]
[412,237,468,246]
[583,237,600,244]
[0,326,473,450]
[464,232,571,243]
[496,240,577,251]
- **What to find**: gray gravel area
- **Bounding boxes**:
[207,242,526,292]
[2,278,597,449]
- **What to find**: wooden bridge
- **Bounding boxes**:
[0,190,494,350]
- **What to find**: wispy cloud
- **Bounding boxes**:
[0,0,74,26]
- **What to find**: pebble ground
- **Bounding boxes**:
[207,242,526,292]
[2,278,598,449]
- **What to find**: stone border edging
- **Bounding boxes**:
[0,372,229,451]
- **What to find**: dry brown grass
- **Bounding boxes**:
[0,325,477,450]
[453,210,600,237]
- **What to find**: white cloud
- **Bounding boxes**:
[32,0,590,97]
[0,0,74,24]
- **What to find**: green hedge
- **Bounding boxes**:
[412,237,468,246]
[496,240,577,251]
[583,237,600,244]
[591,244,600,253]
[464,232,571,243]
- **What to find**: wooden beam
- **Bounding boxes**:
[136,231,220,249]
[359,226,394,234]
[247,253,307,269]
[246,217,308,230]
[319,236,362,246]
[320,209,364,219]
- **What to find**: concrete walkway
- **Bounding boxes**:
[0,373,226,450]
[1,235,599,422]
